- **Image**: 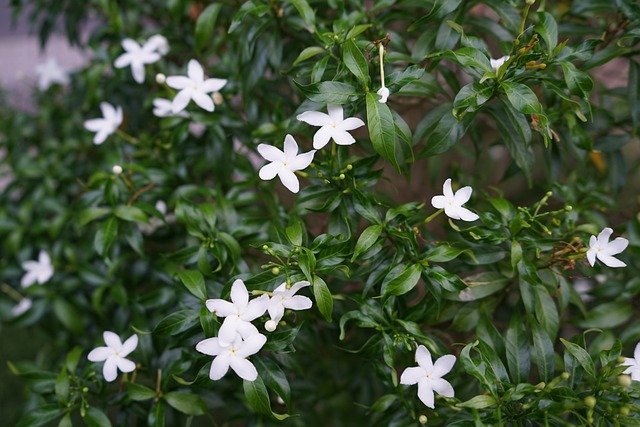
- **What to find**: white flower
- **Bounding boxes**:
[377,86,390,104]
[621,343,640,381]
[296,104,366,149]
[35,58,69,91]
[11,298,32,317]
[431,178,479,222]
[205,279,270,346]
[21,250,53,288]
[490,55,510,74]
[196,333,266,381]
[166,59,227,113]
[586,227,628,268]
[152,98,188,118]
[400,345,456,409]
[257,135,316,193]
[267,280,313,326]
[84,102,123,145]
[114,38,162,84]
[87,331,138,382]
[144,34,170,56]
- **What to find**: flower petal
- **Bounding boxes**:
[100,102,115,121]
[417,379,435,408]
[259,162,281,181]
[327,104,343,123]
[456,207,480,222]
[122,38,141,52]
[278,168,300,193]
[171,89,192,114]
[597,227,613,246]
[453,186,473,205]
[297,111,332,127]
[131,61,146,84]
[287,150,316,171]
[201,78,227,93]
[332,129,356,146]
[430,377,454,398]
[88,347,112,362]
[188,59,205,83]
[236,320,261,340]
[210,354,231,380]
[103,357,119,382]
[257,144,285,162]
[400,366,424,385]
[120,334,138,357]
[243,294,270,321]
[218,316,241,346]
[634,343,640,362]
[196,337,224,356]
[283,134,299,157]
[288,280,311,294]
[431,195,446,210]
[84,119,104,132]
[116,357,136,373]
[607,237,629,255]
[432,354,456,377]
[229,358,258,381]
[312,126,333,149]
[444,205,462,220]
[20,271,38,288]
[341,117,365,131]
[597,253,626,268]
[285,295,312,311]
[103,331,122,351]
[206,299,236,317]
[586,247,597,267]
[114,53,132,69]
[268,303,285,323]
[230,279,249,308]
[192,90,215,112]
[236,333,267,358]
[415,345,434,371]
[166,76,192,90]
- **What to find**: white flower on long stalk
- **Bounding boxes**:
[166,59,227,113]
[21,250,54,288]
[431,178,479,222]
[490,55,510,74]
[265,281,313,331]
[400,345,456,409]
[87,331,138,382]
[205,279,270,346]
[152,98,188,118]
[586,227,628,268]
[376,42,389,103]
[114,38,163,84]
[257,135,316,193]
[196,333,266,381]
[35,58,69,91]
[84,102,123,145]
[296,104,365,149]
[621,342,640,381]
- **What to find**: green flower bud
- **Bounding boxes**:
[584,396,597,408]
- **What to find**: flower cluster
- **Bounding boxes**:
[196,279,311,381]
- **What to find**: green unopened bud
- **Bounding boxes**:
[618,374,632,388]
[618,356,627,364]
[418,415,428,425]
[346,164,353,170]
[561,372,570,380]
[338,173,346,180]
[535,382,546,390]
[271,267,280,275]
[565,205,573,211]
[526,0,535,5]
[620,406,630,416]
[584,396,597,408]
[262,245,269,251]
[82,387,89,393]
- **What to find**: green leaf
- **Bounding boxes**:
[66,346,83,372]
[253,357,291,408]
[534,12,558,55]
[114,205,148,223]
[148,401,165,427]
[55,367,69,405]
[153,309,199,336]
[176,270,207,301]
[16,404,62,427]
[458,394,497,409]
[382,263,422,296]
[366,92,399,172]
[298,247,316,283]
[294,80,359,104]
[94,216,118,256]
[244,376,271,415]
[629,60,639,135]
[53,298,84,334]
[445,271,508,301]
[452,81,494,119]
[505,312,530,383]
[164,391,208,415]
[560,338,595,379]
[289,0,315,30]
[415,103,468,157]
[343,38,370,88]
[351,225,383,262]
[511,240,523,270]
[128,383,157,401]
[84,407,112,427]
[531,320,555,382]
[560,62,593,100]
[77,206,111,227]
[195,4,222,52]
[534,286,559,339]
[58,414,72,427]
[576,302,633,329]
[445,47,492,74]
[285,218,303,246]
[313,275,333,322]
[425,243,472,263]
[408,0,463,30]
[370,394,398,412]
[293,46,325,66]
[501,82,542,115]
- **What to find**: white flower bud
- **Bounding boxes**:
[265,320,277,332]
[155,73,166,84]
[112,165,123,175]
[212,91,223,105]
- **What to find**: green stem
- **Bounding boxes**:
[423,209,443,224]
[517,1,535,40]
[116,129,138,145]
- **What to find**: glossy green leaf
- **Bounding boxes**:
[16,405,62,427]
[505,312,530,383]
[293,46,325,66]
[114,205,148,223]
[195,3,222,52]
[501,82,542,115]
[94,216,118,256]
[366,92,399,171]
[534,12,558,55]
[176,269,207,301]
[343,38,370,88]
[351,225,383,262]
[313,275,333,322]
[84,407,112,427]
[164,391,208,415]
[153,310,199,336]
[382,263,422,296]
[531,320,555,382]
[128,383,157,401]
[560,338,595,379]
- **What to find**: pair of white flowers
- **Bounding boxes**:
[257,104,365,193]
[196,279,312,381]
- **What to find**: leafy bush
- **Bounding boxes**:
[1,0,640,425]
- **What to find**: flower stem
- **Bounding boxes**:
[117,129,139,145]
[423,209,443,224]
[1,283,24,302]
[379,43,386,89]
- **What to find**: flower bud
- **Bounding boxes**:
[112,165,123,175]
[526,0,535,4]
[265,320,277,332]
[271,267,280,275]
[584,396,597,408]
[155,73,166,84]
[561,372,570,380]
[618,374,632,388]
[418,415,428,425]
[212,91,224,105]
[338,173,346,180]
[262,245,269,251]
[620,406,630,416]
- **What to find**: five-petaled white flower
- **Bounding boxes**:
[586,227,628,268]
[206,279,270,346]
[431,178,479,222]
[152,98,188,118]
[196,333,266,381]
[145,34,169,56]
[84,102,123,145]
[166,59,227,114]
[621,342,640,381]
[490,55,510,74]
[266,281,313,327]
[114,38,164,84]
[87,331,138,382]
[257,135,316,193]
[400,345,456,409]
[35,58,69,91]
[21,250,54,288]
[296,104,366,149]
